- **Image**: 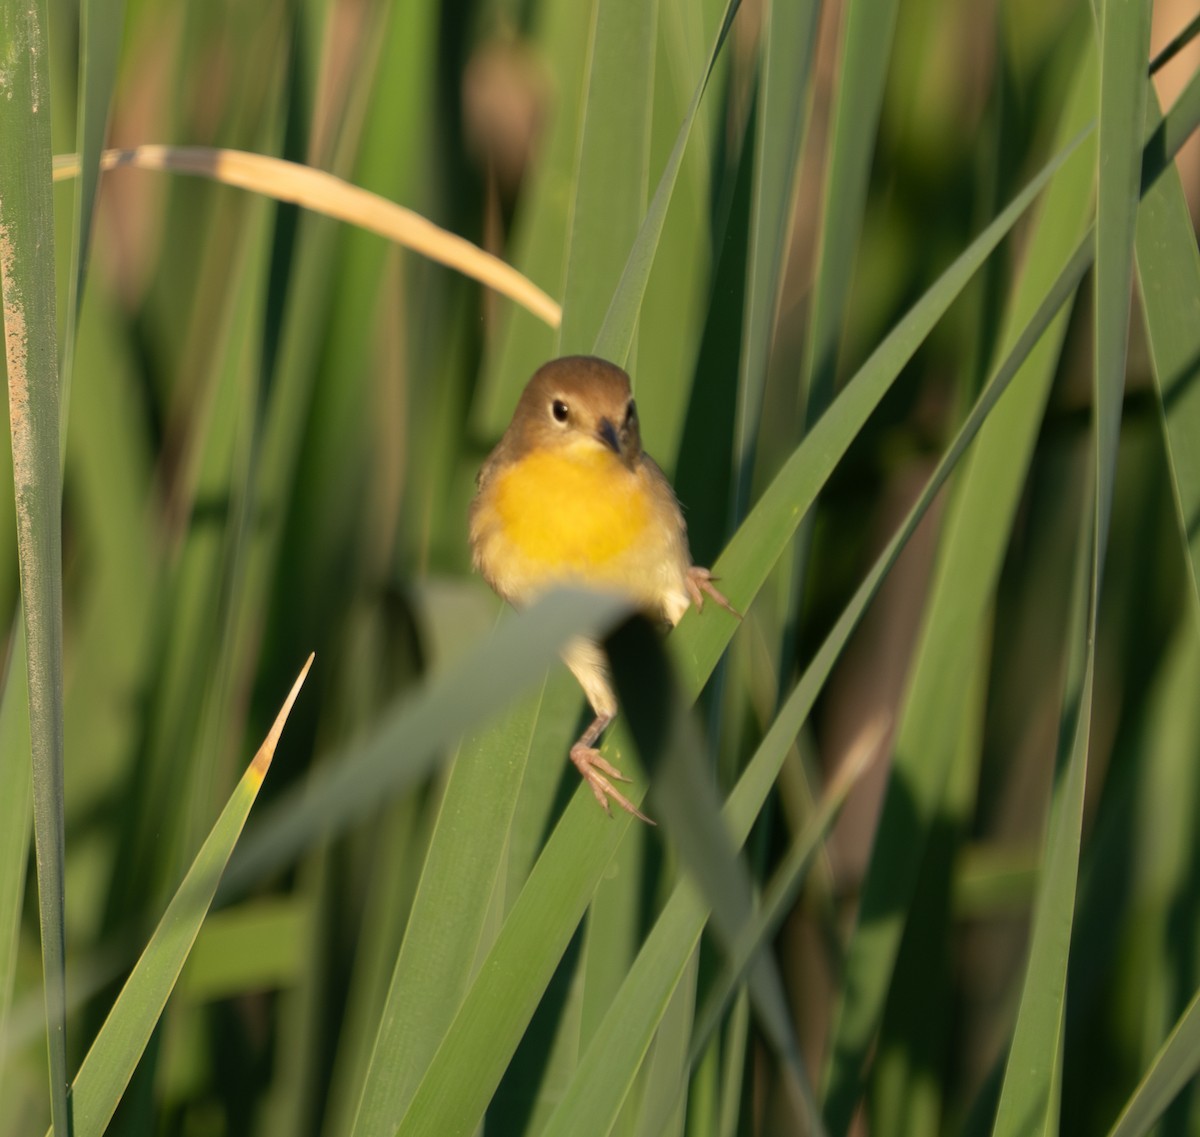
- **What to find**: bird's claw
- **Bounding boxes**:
[570,743,655,825]
[686,566,741,619]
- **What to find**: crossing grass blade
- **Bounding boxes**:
[62,0,126,416]
[1106,985,1200,1137]
[801,0,901,421]
[55,655,312,1137]
[992,2,1151,1133]
[728,0,818,521]
[0,0,69,1130]
[821,39,1099,1130]
[1135,95,1200,617]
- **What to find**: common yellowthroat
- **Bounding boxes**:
[469,355,736,822]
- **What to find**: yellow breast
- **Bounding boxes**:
[471,441,691,618]
[490,446,652,572]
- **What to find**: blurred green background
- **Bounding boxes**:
[2,0,1200,1133]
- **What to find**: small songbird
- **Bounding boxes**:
[469,355,736,822]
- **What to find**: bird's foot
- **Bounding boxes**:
[569,742,655,825]
[686,566,741,618]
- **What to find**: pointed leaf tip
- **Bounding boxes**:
[250,654,314,781]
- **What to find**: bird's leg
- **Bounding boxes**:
[569,712,655,825]
[686,565,741,618]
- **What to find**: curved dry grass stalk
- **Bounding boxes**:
[53,145,561,328]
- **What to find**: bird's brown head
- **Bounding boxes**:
[505,356,642,468]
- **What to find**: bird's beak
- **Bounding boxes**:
[597,417,622,456]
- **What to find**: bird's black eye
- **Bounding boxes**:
[551,399,569,423]
[624,399,637,426]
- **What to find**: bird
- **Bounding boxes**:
[469,355,737,822]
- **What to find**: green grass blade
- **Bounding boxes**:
[0,626,32,1088]
[992,2,1151,1133]
[729,0,819,518]
[1150,63,1200,165]
[630,0,729,472]
[1106,985,1200,1137]
[0,0,69,1129]
[1092,621,1200,1135]
[1090,0,1149,569]
[630,947,698,1137]
[349,690,542,1136]
[62,0,126,415]
[395,747,645,1137]
[1135,95,1200,618]
[61,657,312,1137]
[821,38,1100,1130]
[592,0,740,363]
[802,0,901,420]
[558,0,659,357]
[687,738,881,1072]
[991,490,1093,1137]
